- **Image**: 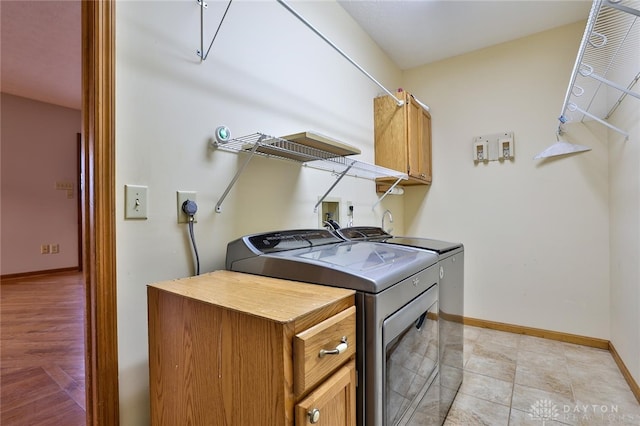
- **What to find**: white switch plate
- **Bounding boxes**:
[177,191,197,223]
[125,185,148,219]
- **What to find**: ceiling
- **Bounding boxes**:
[0,1,590,111]
[338,0,591,70]
[0,1,81,110]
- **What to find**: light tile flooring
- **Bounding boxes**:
[443,325,640,425]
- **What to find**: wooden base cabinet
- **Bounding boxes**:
[374,90,432,188]
[147,270,356,426]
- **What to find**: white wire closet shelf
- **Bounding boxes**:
[213,132,408,213]
[559,0,640,138]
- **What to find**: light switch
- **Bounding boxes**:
[125,185,148,219]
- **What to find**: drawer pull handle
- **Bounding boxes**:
[319,336,348,358]
[308,408,320,423]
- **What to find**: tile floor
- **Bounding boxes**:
[443,325,640,425]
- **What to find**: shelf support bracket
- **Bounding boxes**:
[606,71,640,119]
[372,177,404,210]
[580,64,640,100]
[215,135,266,213]
[197,0,233,61]
[568,103,629,139]
[313,163,354,213]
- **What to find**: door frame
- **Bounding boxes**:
[77,133,83,272]
[82,1,119,424]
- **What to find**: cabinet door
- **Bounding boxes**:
[295,361,356,426]
[374,93,408,174]
[407,95,432,183]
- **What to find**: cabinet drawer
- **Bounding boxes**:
[295,361,356,426]
[293,306,356,396]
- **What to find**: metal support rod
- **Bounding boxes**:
[568,103,629,138]
[215,136,265,213]
[605,72,640,119]
[276,0,405,107]
[313,163,354,213]
[198,0,233,60]
[198,0,207,58]
[580,66,640,100]
[604,0,640,17]
[372,177,404,210]
[559,0,602,119]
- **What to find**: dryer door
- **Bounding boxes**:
[383,284,439,425]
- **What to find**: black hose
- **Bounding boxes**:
[188,219,200,276]
[182,200,200,276]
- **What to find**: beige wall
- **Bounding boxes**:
[115,2,639,422]
[115,1,401,423]
[402,22,611,339]
[0,93,81,275]
[608,28,640,383]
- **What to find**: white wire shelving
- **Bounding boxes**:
[212,133,408,213]
[559,0,640,138]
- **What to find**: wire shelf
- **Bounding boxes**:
[212,132,408,213]
[560,0,640,137]
[215,132,408,181]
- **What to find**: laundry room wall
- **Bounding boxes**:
[607,34,640,384]
[402,22,611,340]
[115,1,402,423]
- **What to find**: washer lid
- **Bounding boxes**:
[385,237,463,254]
[226,229,438,293]
[336,226,462,254]
[255,241,437,293]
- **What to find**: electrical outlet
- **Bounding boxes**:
[177,191,197,223]
[50,244,60,254]
[55,181,73,191]
[346,201,354,226]
[41,244,50,254]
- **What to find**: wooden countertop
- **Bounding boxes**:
[148,270,355,324]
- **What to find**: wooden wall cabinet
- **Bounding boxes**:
[374,90,432,189]
[148,270,356,426]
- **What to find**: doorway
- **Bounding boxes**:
[0,2,117,425]
[81,2,119,425]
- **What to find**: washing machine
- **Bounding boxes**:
[335,226,464,421]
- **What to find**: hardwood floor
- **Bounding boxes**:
[1,272,86,425]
